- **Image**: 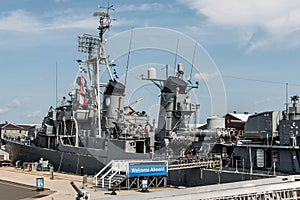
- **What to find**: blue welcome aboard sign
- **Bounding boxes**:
[128,162,167,177]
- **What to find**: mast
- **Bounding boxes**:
[55,62,58,108]
[285,82,289,120]
[94,5,114,137]
[143,64,199,149]
[77,4,114,137]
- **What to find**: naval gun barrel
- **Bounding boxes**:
[70,181,84,197]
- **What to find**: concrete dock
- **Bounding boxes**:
[2,166,300,200]
[0,166,172,200]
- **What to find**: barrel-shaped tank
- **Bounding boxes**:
[177,63,183,74]
[207,116,225,130]
[148,67,156,80]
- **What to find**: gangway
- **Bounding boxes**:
[93,160,168,190]
[94,159,221,190]
[168,159,221,170]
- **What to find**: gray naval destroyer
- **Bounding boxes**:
[3,7,153,175]
[2,6,233,175]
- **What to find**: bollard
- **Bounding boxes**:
[50,165,54,179]
[15,160,20,168]
[141,179,149,192]
[36,177,44,191]
[80,166,84,176]
[110,182,117,195]
[82,174,87,189]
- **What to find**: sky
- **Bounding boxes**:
[1,0,300,125]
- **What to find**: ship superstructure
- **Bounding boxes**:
[233,95,300,174]
[143,64,199,151]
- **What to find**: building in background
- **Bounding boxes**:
[0,123,31,140]
[225,112,251,132]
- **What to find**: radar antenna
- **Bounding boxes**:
[291,95,299,106]
[92,2,115,81]
[94,1,115,42]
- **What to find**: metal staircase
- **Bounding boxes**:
[94,160,168,190]
[93,160,128,189]
[100,170,127,189]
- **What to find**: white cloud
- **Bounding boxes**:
[180,0,300,51]
[0,8,137,34]
[117,3,167,12]
[8,98,30,108]
[180,0,300,29]
[26,110,42,118]
[0,9,97,33]
[10,99,21,107]
[44,16,96,30]
[194,72,219,81]
[0,108,9,115]
[0,10,41,32]
[54,0,68,2]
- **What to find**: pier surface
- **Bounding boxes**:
[1,166,300,199]
[0,166,171,199]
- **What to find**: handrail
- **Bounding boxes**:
[100,167,113,180]
[108,170,120,188]
[101,167,113,188]
[168,160,220,170]
[93,160,113,179]
[93,160,113,187]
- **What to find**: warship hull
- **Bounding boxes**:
[3,137,152,175]
[4,140,102,174]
